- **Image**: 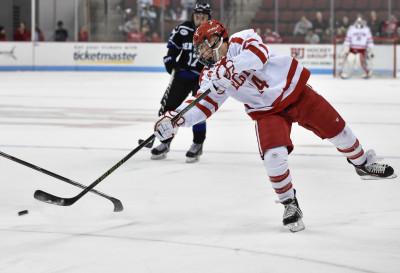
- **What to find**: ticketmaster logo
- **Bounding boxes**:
[73,50,137,64]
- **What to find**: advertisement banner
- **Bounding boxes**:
[34,42,165,71]
[270,44,334,73]
[0,42,399,75]
[0,42,33,69]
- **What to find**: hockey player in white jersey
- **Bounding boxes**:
[153,20,396,233]
[340,17,374,79]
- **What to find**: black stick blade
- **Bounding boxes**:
[34,190,124,212]
[34,190,71,206]
[110,198,124,212]
[138,138,155,148]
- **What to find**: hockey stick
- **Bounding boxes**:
[0,150,123,212]
[138,70,177,149]
[34,88,212,208]
[158,69,176,117]
[138,138,155,149]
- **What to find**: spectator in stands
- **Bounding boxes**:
[140,4,158,32]
[381,15,399,38]
[34,27,45,41]
[150,0,167,8]
[123,16,142,42]
[312,11,328,41]
[263,28,282,43]
[175,4,188,21]
[255,27,262,36]
[305,29,320,44]
[336,16,350,37]
[0,26,7,41]
[127,31,145,42]
[181,0,196,15]
[123,16,140,34]
[139,0,152,6]
[165,5,178,20]
[141,22,152,42]
[293,16,313,36]
[54,21,68,41]
[14,22,31,41]
[78,26,89,42]
[368,11,382,37]
[151,32,161,42]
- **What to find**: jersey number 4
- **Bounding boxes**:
[251,75,269,93]
[232,73,269,93]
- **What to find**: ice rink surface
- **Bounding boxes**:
[0,72,399,273]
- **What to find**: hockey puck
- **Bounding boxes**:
[18,210,29,216]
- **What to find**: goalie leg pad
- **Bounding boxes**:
[359,51,372,77]
[341,53,357,78]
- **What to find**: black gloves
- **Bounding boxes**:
[163,55,176,74]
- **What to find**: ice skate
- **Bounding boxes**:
[151,142,170,160]
[185,143,203,163]
[362,70,372,79]
[281,191,305,233]
[340,72,350,79]
[350,150,397,180]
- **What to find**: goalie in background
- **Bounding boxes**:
[340,17,374,79]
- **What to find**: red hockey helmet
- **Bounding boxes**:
[193,20,229,66]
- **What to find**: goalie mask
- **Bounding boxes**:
[193,20,228,67]
[354,17,366,29]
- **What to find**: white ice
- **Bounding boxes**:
[0,72,399,273]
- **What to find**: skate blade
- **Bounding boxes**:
[360,173,397,180]
[286,219,305,233]
[151,154,167,160]
[185,156,199,163]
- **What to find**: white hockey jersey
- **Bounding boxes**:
[344,25,374,50]
[177,29,310,127]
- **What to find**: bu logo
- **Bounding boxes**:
[291,48,304,59]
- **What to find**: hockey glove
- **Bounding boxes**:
[163,55,177,74]
[210,57,235,94]
[154,111,185,141]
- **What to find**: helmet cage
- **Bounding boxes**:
[195,35,223,67]
[193,19,228,66]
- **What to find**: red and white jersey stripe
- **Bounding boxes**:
[344,25,374,50]
[177,29,310,126]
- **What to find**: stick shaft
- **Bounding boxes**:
[0,150,123,211]
[35,88,212,206]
